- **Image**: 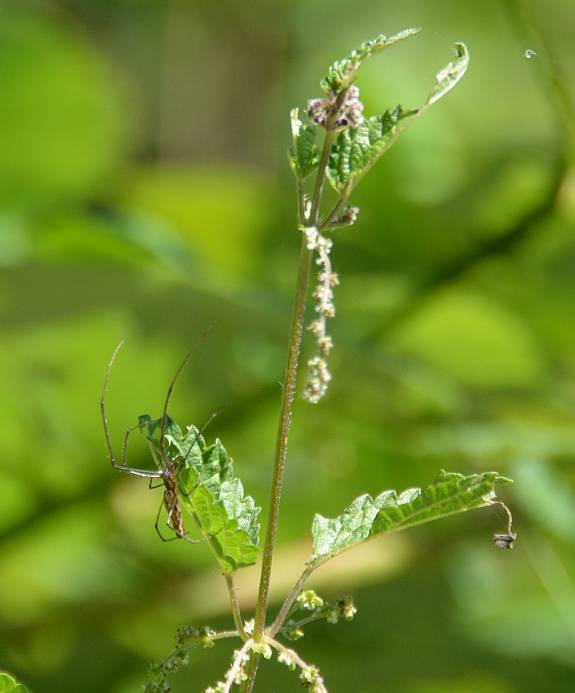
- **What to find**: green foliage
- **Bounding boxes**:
[0,12,126,209]
[289,109,320,179]
[0,673,31,693]
[164,421,261,572]
[311,470,512,561]
[327,106,417,192]
[326,42,469,193]
[320,28,421,94]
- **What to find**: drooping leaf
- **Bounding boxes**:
[166,423,261,573]
[327,106,418,192]
[0,673,32,693]
[425,42,469,107]
[326,42,469,194]
[289,108,320,179]
[311,470,512,561]
[320,28,421,94]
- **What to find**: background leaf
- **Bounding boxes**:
[0,673,31,693]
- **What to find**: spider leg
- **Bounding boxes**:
[154,498,178,543]
[101,342,164,479]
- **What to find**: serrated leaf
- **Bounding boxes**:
[327,106,417,191]
[0,673,32,693]
[289,108,320,179]
[326,42,469,194]
[311,470,512,561]
[320,28,421,94]
[166,424,260,573]
[425,42,469,107]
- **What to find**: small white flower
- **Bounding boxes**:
[278,650,297,671]
[251,642,273,660]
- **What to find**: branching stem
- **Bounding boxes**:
[268,562,316,637]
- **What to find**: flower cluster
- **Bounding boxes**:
[280,591,358,641]
[300,664,327,692]
[205,643,253,692]
[297,589,324,611]
[330,205,359,228]
[274,644,326,692]
[302,226,338,404]
[307,84,364,130]
[145,626,217,692]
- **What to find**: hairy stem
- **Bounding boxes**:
[224,573,247,639]
[318,183,352,230]
[253,236,313,640]
[268,562,315,637]
[310,130,334,221]
[240,655,259,693]
[265,635,311,671]
[223,638,254,693]
[242,130,334,693]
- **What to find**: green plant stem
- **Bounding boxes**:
[240,656,259,693]
[318,182,352,230]
[224,573,247,639]
[310,130,334,222]
[187,505,249,641]
[223,638,254,693]
[268,562,315,636]
[265,635,310,670]
[253,237,314,640]
[242,129,334,693]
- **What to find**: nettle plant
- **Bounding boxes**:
[101,29,516,693]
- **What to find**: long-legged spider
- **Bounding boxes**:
[100,331,215,544]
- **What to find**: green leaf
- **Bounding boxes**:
[320,28,421,94]
[0,673,32,693]
[311,470,512,561]
[167,424,261,573]
[424,42,469,107]
[289,108,320,179]
[327,105,418,192]
[326,42,469,194]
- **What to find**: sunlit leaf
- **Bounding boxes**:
[327,106,417,191]
[311,470,512,561]
[165,423,261,573]
[326,42,469,193]
[289,108,320,179]
[425,42,469,107]
[320,28,421,94]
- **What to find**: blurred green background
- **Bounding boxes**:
[1,0,574,691]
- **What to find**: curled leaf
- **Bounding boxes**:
[320,28,421,94]
[425,42,469,107]
[326,41,469,194]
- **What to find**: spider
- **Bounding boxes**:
[100,330,216,544]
